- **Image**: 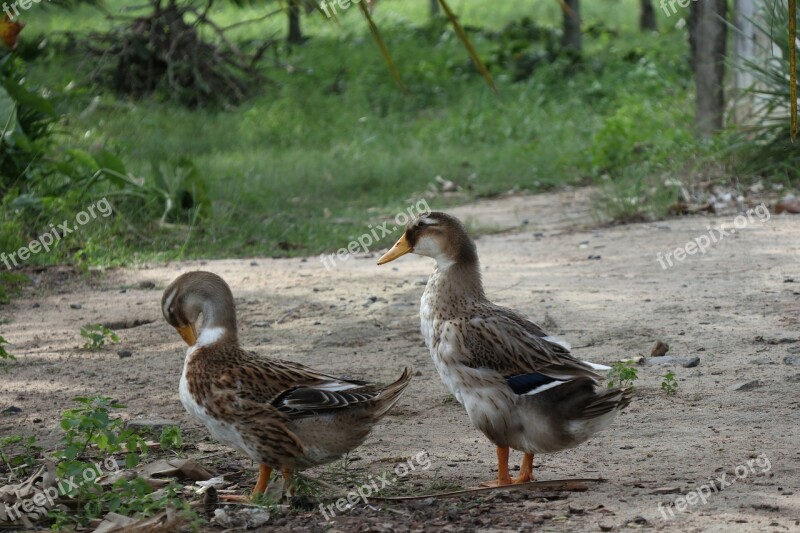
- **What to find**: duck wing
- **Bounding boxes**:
[463,304,602,381]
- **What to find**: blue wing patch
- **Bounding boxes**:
[505,373,561,395]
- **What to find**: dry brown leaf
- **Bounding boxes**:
[0,461,58,525]
[93,507,183,533]
[139,458,213,481]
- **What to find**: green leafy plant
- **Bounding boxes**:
[46,397,199,530]
[159,426,184,452]
[608,360,638,388]
[48,477,195,531]
[661,370,678,395]
[56,396,147,473]
[80,324,119,351]
[0,434,40,480]
[0,334,15,371]
[0,272,28,304]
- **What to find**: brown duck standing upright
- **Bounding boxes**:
[378,212,630,487]
[161,271,412,496]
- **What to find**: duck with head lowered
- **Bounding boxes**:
[377,212,630,487]
[161,271,412,497]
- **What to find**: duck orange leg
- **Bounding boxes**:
[219,464,273,502]
[282,468,295,496]
[512,452,534,484]
[252,464,273,496]
[480,446,513,487]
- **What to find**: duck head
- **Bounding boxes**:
[161,271,238,347]
[377,211,478,270]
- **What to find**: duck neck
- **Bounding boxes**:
[197,299,238,347]
[430,256,485,311]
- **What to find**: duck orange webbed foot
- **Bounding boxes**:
[219,464,274,502]
[480,449,534,487]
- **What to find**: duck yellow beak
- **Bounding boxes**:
[377,233,413,265]
[176,324,197,346]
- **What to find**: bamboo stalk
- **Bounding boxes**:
[791,0,797,140]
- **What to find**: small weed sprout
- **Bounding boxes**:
[0,434,41,481]
[159,426,184,452]
[661,370,678,395]
[81,324,119,350]
[56,396,147,471]
[0,335,15,371]
[608,360,638,388]
[290,473,321,501]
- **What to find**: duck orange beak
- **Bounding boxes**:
[176,324,197,346]
[377,233,413,265]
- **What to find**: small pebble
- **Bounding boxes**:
[118,350,132,358]
[70,303,82,310]
[651,341,669,357]
[730,380,762,392]
[650,486,681,494]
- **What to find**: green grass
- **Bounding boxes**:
[7,0,700,266]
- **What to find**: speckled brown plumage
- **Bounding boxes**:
[378,211,631,486]
[161,271,412,491]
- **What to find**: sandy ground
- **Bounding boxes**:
[1,187,799,532]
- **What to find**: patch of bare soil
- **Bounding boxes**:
[1,187,799,532]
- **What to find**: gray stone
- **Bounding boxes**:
[645,356,700,368]
[682,357,700,368]
[784,355,800,366]
[650,486,681,495]
[730,380,763,392]
[126,418,179,429]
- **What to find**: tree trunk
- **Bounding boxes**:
[430,0,440,17]
[691,0,727,137]
[640,0,657,31]
[732,0,763,123]
[287,0,303,45]
[561,0,581,51]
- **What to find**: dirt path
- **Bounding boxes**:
[1,188,799,532]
